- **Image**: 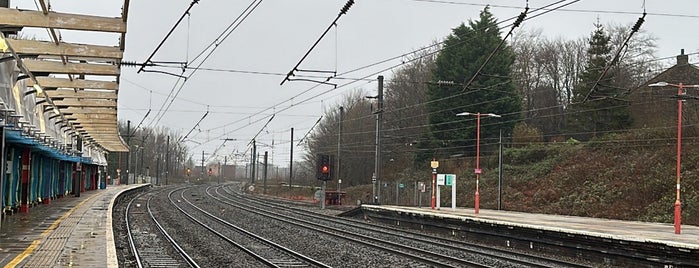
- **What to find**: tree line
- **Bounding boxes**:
[110,123,192,182]
[301,7,666,187]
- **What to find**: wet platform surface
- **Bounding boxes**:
[0,184,145,268]
[364,205,699,249]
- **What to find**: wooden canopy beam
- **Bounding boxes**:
[51,99,116,108]
[23,60,120,76]
[0,8,126,33]
[79,123,116,127]
[46,90,117,99]
[6,39,123,59]
[30,77,118,90]
[81,131,120,135]
[66,114,117,120]
[79,131,119,135]
[60,108,117,114]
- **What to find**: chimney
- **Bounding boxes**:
[677,49,689,66]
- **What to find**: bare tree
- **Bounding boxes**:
[607,23,659,91]
[383,42,439,174]
[304,89,375,187]
[511,24,657,138]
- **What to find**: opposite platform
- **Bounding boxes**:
[363,205,699,250]
[0,184,147,268]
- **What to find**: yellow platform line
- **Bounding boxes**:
[4,194,98,268]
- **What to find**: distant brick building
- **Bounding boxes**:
[629,50,699,132]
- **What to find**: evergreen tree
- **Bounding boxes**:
[568,23,632,139]
[425,7,521,158]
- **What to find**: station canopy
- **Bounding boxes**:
[0,0,131,152]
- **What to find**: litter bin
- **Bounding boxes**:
[100,182,106,189]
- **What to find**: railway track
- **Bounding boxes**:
[216,184,590,267]
[216,184,593,268]
[169,187,331,268]
[126,189,200,268]
[207,184,565,268]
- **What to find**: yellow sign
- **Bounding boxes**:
[0,37,7,52]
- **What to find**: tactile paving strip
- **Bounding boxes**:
[19,193,101,268]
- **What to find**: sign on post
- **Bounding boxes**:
[448,174,457,210]
[445,174,456,186]
[436,174,445,186]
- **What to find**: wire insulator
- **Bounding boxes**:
[631,14,645,32]
[512,7,529,28]
[340,0,354,15]
[120,60,143,67]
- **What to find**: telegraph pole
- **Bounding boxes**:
[263,151,268,194]
[337,106,343,204]
[223,156,227,182]
[498,129,503,210]
[125,120,131,185]
[372,76,384,204]
[139,147,144,182]
[156,151,160,186]
[201,150,205,178]
[250,139,257,184]
[165,135,169,186]
[289,128,293,189]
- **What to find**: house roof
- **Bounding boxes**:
[630,50,699,129]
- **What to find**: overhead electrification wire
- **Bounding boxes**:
[129,109,151,137]
[188,0,263,65]
[205,137,236,163]
[202,0,579,138]
[280,0,355,86]
[148,77,186,128]
[248,114,275,147]
[233,114,276,156]
[296,61,684,153]
[154,65,373,82]
[460,0,584,90]
[128,90,153,136]
[148,0,263,129]
[176,1,688,157]
[583,11,646,103]
[462,4,528,91]
[138,0,200,73]
[193,0,597,149]
[180,0,575,140]
[407,0,699,19]
[179,107,209,142]
[297,116,323,146]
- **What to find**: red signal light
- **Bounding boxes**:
[321,165,329,173]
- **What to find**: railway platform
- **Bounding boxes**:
[0,184,147,268]
[359,205,699,265]
[363,205,699,249]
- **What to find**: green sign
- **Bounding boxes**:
[399,183,404,188]
[445,174,456,186]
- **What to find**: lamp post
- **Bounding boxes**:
[430,159,439,209]
[648,81,698,234]
[457,112,501,215]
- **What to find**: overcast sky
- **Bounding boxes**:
[13,0,699,166]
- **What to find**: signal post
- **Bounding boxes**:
[317,154,333,209]
[431,159,439,209]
